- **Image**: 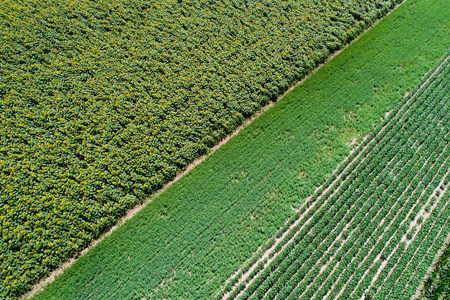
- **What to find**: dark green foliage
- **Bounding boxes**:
[420,245,450,300]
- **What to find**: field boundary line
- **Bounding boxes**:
[213,0,411,296]
[105,132,303,299]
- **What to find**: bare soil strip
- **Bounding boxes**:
[25,0,448,298]
[222,142,371,299]
[22,102,275,299]
[23,48,278,300]
[223,50,449,300]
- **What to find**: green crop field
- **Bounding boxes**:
[28,0,449,299]
[420,245,450,299]
[219,53,450,300]
[0,0,408,297]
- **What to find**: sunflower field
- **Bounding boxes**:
[0,0,401,297]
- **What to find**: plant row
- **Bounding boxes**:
[419,226,450,300]
[225,55,450,299]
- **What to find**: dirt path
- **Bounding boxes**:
[215,3,409,296]
[23,74,281,300]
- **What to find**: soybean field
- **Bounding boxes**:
[218,53,450,300]
[420,244,450,299]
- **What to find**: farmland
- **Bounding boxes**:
[420,243,450,299]
[30,0,450,299]
[218,53,450,300]
[0,0,409,296]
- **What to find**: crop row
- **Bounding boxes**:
[221,51,450,299]
[328,74,450,300]
[276,60,450,300]
[377,187,450,299]
[25,2,450,298]
[297,127,449,300]
[345,112,450,297]
[419,229,450,299]
[253,102,449,300]
[286,61,449,300]
[326,147,449,300]
[221,54,450,299]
